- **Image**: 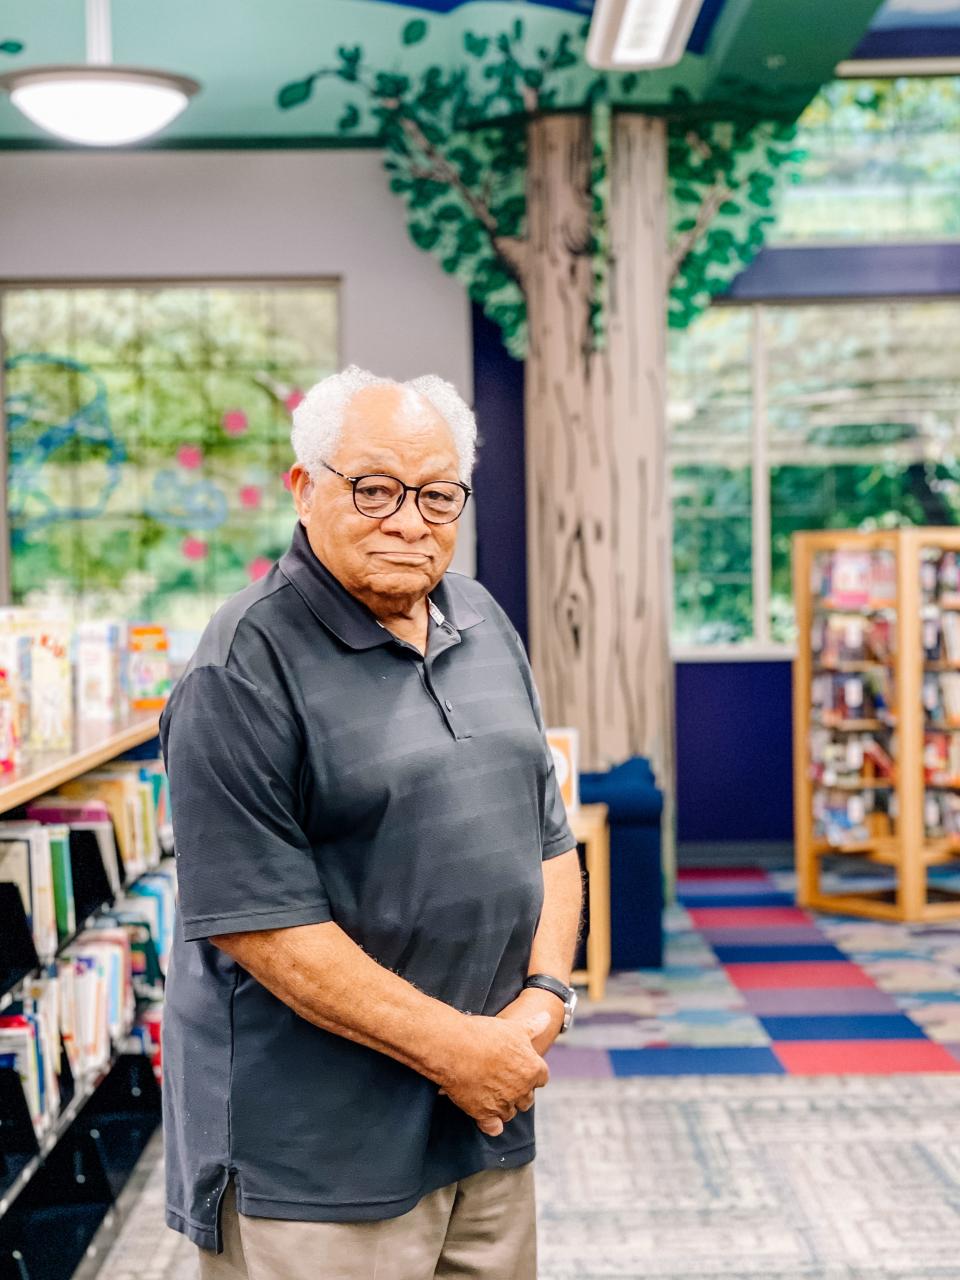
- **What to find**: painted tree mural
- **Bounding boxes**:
[278,20,803,355]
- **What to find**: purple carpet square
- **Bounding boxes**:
[700,926,827,947]
[946,1044,960,1066]
[545,1046,614,1079]
[743,987,901,1016]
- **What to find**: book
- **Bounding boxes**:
[546,727,579,814]
[58,774,144,877]
[0,837,32,923]
[46,823,76,940]
[0,822,57,961]
[0,627,32,760]
[127,625,171,712]
[28,615,73,751]
[75,620,127,724]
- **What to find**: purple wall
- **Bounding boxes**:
[674,661,794,842]
[470,302,528,646]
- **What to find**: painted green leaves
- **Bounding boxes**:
[277,76,314,109]
[0,40,23,55]
[402,19,428,46]
[667,117,804,330]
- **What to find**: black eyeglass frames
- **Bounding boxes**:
[320,461,471,525]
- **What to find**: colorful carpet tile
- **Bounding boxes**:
[549,867,960,1079]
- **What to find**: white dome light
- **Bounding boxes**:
[4,67,199,146]
[0,0,199,146]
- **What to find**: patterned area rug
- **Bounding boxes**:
[549,868,960,1079]
[91,1074,960,1280]
[536,1075,960,1279]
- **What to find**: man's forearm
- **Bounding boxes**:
[212,919,463,1087]
[497,847,584,1055]
[527,846,583,982]
[212,919,553,1136]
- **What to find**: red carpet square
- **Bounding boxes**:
[688,906,813,929]
[774,1041,960,1075]
[726,962,875,990]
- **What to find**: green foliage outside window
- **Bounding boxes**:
[3,285,337,647]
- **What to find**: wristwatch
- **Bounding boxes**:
[523,973,578,1033]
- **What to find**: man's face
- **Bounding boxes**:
[291,384,461,607]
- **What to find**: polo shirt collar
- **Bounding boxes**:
[278,522,483,650]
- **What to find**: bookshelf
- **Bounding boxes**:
[793,528,960,922]
[0,715,160,815]
[0,716,164,1279]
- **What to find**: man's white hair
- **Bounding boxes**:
[291,364,477,481]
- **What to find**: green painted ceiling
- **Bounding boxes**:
[0,0,885,147]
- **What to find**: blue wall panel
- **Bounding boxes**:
[675,661,794,842]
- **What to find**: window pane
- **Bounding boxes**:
[3,284,338,655]
[668,307,753,645]
[773,77,960,244]
[767,300,960,643]
[673,465,753,645]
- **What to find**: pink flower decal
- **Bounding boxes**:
[239,485,262,510]
[284,389,304,412]
[222,409,249,436]
[182,537,208,561]
[282,470,293,491]
[248,557,272,582]
[176,444,203,470]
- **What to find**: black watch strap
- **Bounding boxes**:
[523,973,572,1003]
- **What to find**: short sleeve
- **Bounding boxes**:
[159,664,331,942]
[506,629,577,862]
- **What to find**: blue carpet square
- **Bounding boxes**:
[712,944,847,964]
[610,1047,785,1077]
[760,1013,927,1042]
[677,892,797,908]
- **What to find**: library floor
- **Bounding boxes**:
[86,869,960,1280]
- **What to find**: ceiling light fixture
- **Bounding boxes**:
[0,0,200,146]
[586,0,704,70]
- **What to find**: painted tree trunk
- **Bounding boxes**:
[524,111,675,864]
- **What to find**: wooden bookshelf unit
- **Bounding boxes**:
[793,528,960,922]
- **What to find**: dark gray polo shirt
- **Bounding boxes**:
[158,521,575,1252]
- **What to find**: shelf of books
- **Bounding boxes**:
[793,528,960,923]
[0,613,173,1280]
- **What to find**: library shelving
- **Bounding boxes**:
[793,528,960,923]
[0,714,164,1280]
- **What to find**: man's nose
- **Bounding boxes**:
[380,490,429,539]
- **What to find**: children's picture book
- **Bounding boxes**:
[546,727,579,815]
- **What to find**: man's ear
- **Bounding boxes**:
[289,464,315,524]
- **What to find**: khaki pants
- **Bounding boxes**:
[198,1163,537,1280]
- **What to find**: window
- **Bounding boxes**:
[1,283,338,653]
[670,75,960,655]
[771,77,960,245]
[669,298,960,651]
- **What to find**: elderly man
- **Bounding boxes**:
[159,365,583,1280]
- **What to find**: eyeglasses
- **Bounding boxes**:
[320,461,471,525]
